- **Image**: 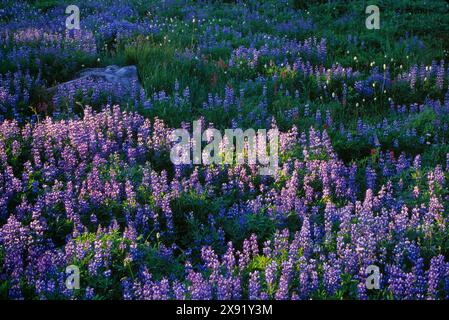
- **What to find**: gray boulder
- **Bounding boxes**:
[77,65,141,89]
[49,65,143,96]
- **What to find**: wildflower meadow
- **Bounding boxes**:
[1,0,449,301]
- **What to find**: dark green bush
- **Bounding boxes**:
[293,0,329,10]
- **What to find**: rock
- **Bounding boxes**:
[78,65,141,89]
[48,65,143,97]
